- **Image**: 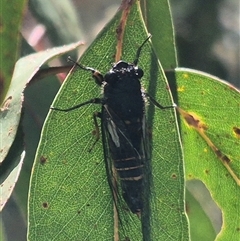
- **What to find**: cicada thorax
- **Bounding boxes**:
[103,61,146,214]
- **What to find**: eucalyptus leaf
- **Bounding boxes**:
[0,151,25,211]
[28,2,188,240]
[0,42,83,164]
[174,68,240,241]
[140,0,177,69]
[0,0,26,103]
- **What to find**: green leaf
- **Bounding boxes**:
[0,42,83,164]
[0,42,83,217]
[0,0,26,103]
[28,2,188,240]
[0,151,25,211]
[174,68,240,241]
[140,0,178,68]
[186,180,219,241]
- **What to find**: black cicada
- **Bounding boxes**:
[51,36,173,215]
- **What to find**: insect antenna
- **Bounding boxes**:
[133,34,152,66]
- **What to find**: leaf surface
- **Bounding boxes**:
[28,1,188,240]
[0,42,83,164]
[174,68,240,241]
[0,0,26,103]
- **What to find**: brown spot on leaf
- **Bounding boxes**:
[116,24,123,39]
[215,150,231,164]
[233,126,240,139]
[172,173,177,179]
[8,127,13,136]
[40,156,47,164]
[1,96,12,111]
[177,107,207,130]
[42,202,49,209]
[178,106,240,185]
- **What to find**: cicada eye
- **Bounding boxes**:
[136,68,144,78]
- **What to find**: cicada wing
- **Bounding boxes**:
[101,105,148,238]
